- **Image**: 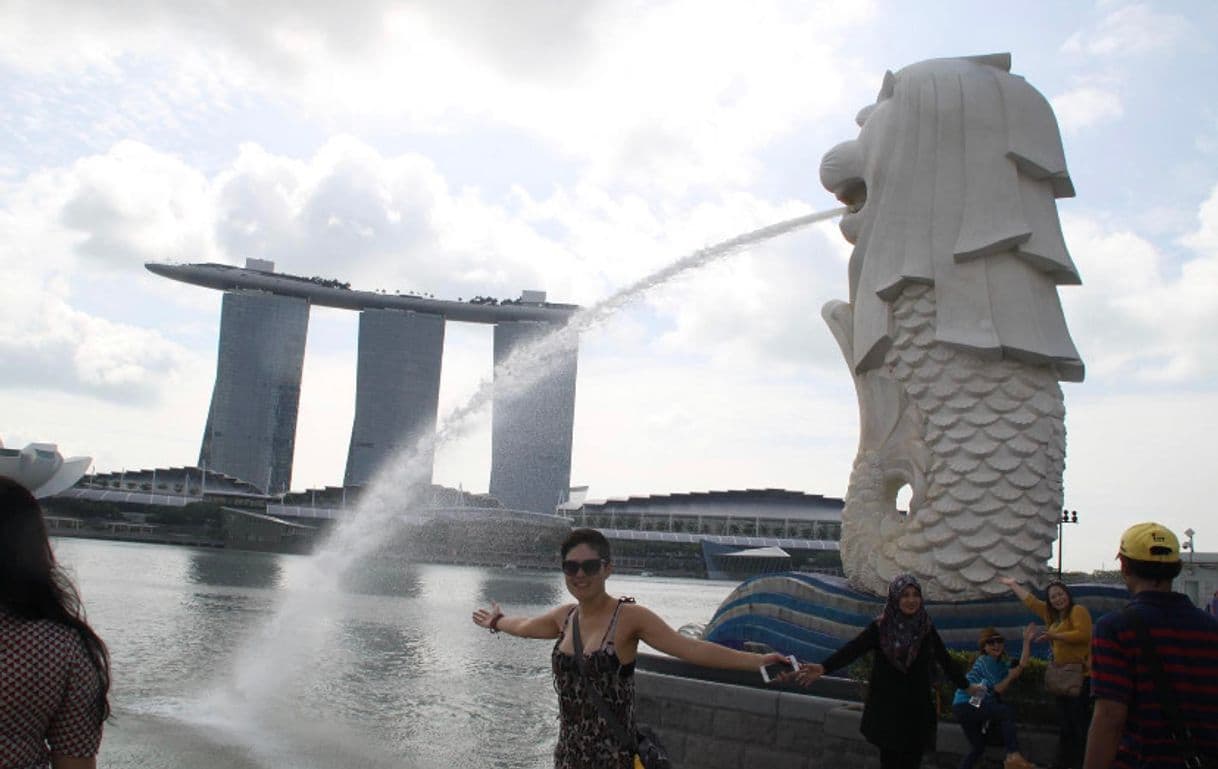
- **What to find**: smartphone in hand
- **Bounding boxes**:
[759,655,799,683]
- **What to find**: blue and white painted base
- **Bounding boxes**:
[704,571,1130,663]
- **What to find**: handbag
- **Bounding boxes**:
[572,608,672,769]
[1043,661,1084,697]
[1123,607,1214,769]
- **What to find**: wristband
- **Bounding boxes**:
[489,613,503,634]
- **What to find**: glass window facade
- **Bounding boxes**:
[199,290,309,493]
[488,321,578,514]
[344,309,445,487]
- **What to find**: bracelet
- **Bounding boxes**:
[489,613,503,634]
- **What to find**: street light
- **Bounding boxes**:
[1183,528,1196,564]
[1057,509,1080,578]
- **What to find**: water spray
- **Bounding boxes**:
[212,204,847,745]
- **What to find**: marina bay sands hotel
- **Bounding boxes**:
[147,259,579,513]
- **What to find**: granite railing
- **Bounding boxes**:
[635,657,1057,769]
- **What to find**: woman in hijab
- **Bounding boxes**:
[793,574,983,769]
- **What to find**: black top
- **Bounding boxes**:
[823,620,969,753]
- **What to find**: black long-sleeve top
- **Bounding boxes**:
[822,620,969,753]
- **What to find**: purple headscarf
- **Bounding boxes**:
[878,574,931,672]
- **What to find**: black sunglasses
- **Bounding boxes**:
[561,558,607,577]
[985,638,1005,646]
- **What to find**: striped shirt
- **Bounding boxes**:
[1091,590,1218,769]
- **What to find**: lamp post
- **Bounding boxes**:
[1057,509,1079,578]
[1183,528,1196,564]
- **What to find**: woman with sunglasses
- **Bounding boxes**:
[951,624,1037,769]
[997,576,1092,769]
[471,528,789,769]
[790,574,986,769]
[0,476,111,769]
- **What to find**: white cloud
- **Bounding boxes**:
[0,1,871,194]
[0,147,207,403]
[0,356,214,473]
[1061,3,1188,57]
[649,211,850,372]
[59,141,219,267]
[0,131,852,421]
[1051,86,1124,133]
[211,137,561,298]
[1062,390,1218,571]
[0,269,196,403]
[1061,189,1218,383]
[567,347,858,499]
[291,311,358,489]
[1181,182,1218,254]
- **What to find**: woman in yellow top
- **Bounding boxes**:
[997,576,1092,769]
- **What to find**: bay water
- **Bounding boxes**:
[53,537,735,769]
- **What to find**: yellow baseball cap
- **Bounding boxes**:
[1118,522,1180,563]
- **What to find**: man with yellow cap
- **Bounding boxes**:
[1083,523,1218,769]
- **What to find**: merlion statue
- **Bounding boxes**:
[819,54,1084,599]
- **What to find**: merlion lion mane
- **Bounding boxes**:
[819,54,1085,599]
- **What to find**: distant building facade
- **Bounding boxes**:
[489,320,579,514]
[0,439,91,498]
[345,309,446,487]
[150,259,580,505]
[1179,553,1218,609]
[200,289,309,493]
[52,470,567,565]
[562,489,845,577]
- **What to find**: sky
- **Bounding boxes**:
[2,1,1216,573]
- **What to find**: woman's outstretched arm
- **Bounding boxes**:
[993,623,1036,695]
[996,576,1032,602]
[997,576,1049,623]
[793,622,879,686]
[930,627,975,692]
[629,605,787,671]
[471,601,568,639]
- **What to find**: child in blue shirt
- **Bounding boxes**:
[951,623,1036,769]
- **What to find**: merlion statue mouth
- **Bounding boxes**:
[819,140,866,243]
[839,183,867,213]
[819,53,1085,599]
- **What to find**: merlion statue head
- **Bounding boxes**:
[819,53,1084,383]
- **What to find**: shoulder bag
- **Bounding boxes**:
[1042,615,1084,697]
[1122,606,1212,769]
[1043,661,1084,697]
[571,608,672,769]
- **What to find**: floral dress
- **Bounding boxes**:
[551,598,636,769]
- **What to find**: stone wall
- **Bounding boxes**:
[635,668,1057,769]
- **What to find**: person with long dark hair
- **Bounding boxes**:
[792,574,986,769]
[998,576,1092,769]
[471,528,789,769]
[0,476,111,769]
